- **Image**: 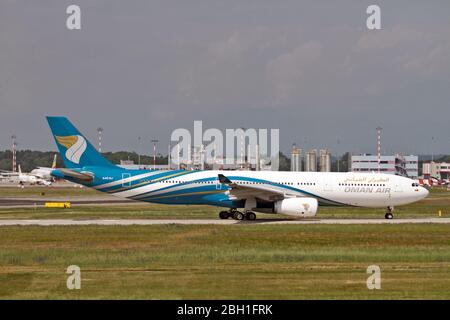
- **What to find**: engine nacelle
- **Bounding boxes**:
[274,198,318,217]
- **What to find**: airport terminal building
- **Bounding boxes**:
[422,162,450,180]
[351,154,418,178]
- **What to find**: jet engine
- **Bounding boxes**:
[274,198,318,217]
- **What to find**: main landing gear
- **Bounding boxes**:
[219,209,256,221]
[385,206,394,220]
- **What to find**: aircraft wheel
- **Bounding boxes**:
[219,211,229,219]
[385,212,393,220]
[245,212,256,221]
[233,211,244,220]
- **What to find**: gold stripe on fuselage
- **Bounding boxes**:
[141,189,224,201]
[108,171,191,194]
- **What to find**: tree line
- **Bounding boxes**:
[3,149,435,173]
[0,150,168,172]
[0,150,293,172]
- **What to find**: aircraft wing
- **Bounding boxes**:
[218,174,287,201]
[28,173,46,178]
[1,169,46,179]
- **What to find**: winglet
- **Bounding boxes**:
[218,174,232,184]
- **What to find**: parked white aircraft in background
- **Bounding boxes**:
[0,155,57,186]
[30,154,58,180]
[17,165,52,186]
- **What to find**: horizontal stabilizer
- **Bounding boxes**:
[57,168,94,183]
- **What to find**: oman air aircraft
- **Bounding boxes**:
[46,117,429,220]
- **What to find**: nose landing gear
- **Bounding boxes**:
[385,206,394,219]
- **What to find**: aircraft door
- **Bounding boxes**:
[122,173,131,187]
[216,177,222,190]
[323,178,333,192]
[394,182,403,193]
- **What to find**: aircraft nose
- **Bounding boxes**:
[420,186,429,198]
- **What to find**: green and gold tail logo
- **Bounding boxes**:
[55,135,87,164]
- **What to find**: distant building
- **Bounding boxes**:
[305,149,317,172]
[404,155,419,179]
[319,149,331,172]
[191,146,205,170]
[351,154,418,178]
[119,160,170,170]
[119,160,135,166]
[290,146,302,171]
[423,162,450,180]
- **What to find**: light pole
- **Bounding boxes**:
[240,127,245,169]
[431,136,435,162]
[138,136,141,167]
[376,127,382,173]
[151,139,159,170]
[97,127,103,153]
[168,143,171,170]
[336,138,340,172]
[177,143,180,170]
[11,135,17,172]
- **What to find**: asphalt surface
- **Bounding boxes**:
[0,218,449,226]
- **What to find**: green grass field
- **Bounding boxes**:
[0,224,449,299]
[0,186,102,198]
[0,186,449,299]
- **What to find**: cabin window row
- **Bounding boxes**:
[156,180,316,186]
[339,183,386,187]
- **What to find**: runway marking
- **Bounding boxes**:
[0,218,449,226]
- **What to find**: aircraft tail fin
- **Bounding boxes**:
[18,164,22,175]
[46,116,115,169]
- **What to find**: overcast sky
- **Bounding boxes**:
[1,0,449,156]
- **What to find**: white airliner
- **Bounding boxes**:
[17,165,52,186]
[0,155,57,186]
[47,117,430,220]
[30,154,58,180]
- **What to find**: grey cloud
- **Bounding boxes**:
[266,41,323,105]
[0,1,449,155]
